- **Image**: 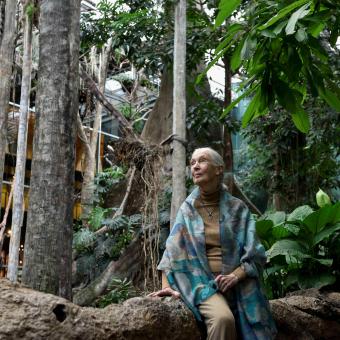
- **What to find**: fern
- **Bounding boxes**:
[73,229,96,253]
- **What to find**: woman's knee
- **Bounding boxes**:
[212,310,235,328]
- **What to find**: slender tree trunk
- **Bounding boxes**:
[170,0,187,226]
[0,0,17,215]
[222,54,235,193]
[0,179,13,253]
[7,1,33,282]
[80,40,112,221]
[22,0,80,299]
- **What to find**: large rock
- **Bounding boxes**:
[0,279,200,340]
[1,279,340,339]
[271,289,340,340]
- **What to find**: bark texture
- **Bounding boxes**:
[21,0,81,299]
[7,3,33,282]
[0,279,201,340]
[141,68,173,144]
[0,0,16,214]
[1,281,340,340]
[170,0,187,226]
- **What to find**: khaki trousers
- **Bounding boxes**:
[198,293,236,340]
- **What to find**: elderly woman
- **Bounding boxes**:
[150,147,276,339]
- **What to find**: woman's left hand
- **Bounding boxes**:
[215,274,239,293]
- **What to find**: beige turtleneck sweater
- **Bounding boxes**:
[162,189,246,288]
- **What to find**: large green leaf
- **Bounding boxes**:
[285,2,311,35]
[272,225,293,239]
[303,205,334,235]
[241,89,261,127]
[215,0,241,28]
[318,87,340,112]
[291,110,310,133]
[264,211,286,226]
[256,220,273,239]
[241,35,257,60]
[267,239,308,259]
[259,0,310,30]
[287,205,314,221]
[215,23,244,55]
[231,37,245,71]
[313,222,340,246]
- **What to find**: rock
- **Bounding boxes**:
[0,279,200,340]
[1,279,340,339]
[270,289,340,340]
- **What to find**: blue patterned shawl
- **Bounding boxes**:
[158,186,277,339]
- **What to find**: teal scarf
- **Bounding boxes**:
[158,186,277,339]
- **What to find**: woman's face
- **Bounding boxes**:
[190,150,222,189]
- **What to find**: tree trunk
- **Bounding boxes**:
[81,40,112,221]
[222,54,235,193]
[170,0,187,226]
[141,67,173,144]
[0,0,17,215]
[7,1,33,282]
[21,0,80,300]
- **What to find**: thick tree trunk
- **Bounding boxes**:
[170,0,187,226]
[7,1,33,282]
[141,68,173,144]
[21,0,80,299]
[81,40,112,221]
[1,279,201,340]
[0,0,16,215]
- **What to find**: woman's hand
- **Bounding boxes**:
[147,287,181,299]
[215,274,239,293]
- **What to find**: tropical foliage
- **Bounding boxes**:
[257,190,340,298]
[205,0,340,132]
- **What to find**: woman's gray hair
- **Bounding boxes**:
[192,147,224,167]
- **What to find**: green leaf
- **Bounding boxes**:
[259,0,309,30]
[230,38,245,71]
[287,205,314,221]
[272,225,292,239]
[220,84,258,118]
[265,211,286,226]
[215,0,242,28]
[241,36,257,60]
[260,29,276,38]
[256,220,274,239]
[291,110,310,133]
[303,205,334,235]
[318,87,340,111]
[311,258,333,267]
[241,89,261,127]
[267,239,308,259]
[215,23,245,55]
[273,20,288,35]
[285,2,311,35]
[313,222,340,246]
[308,21,325,37]
[295,28,308,41]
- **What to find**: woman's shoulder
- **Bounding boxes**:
[221,186,249,212]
